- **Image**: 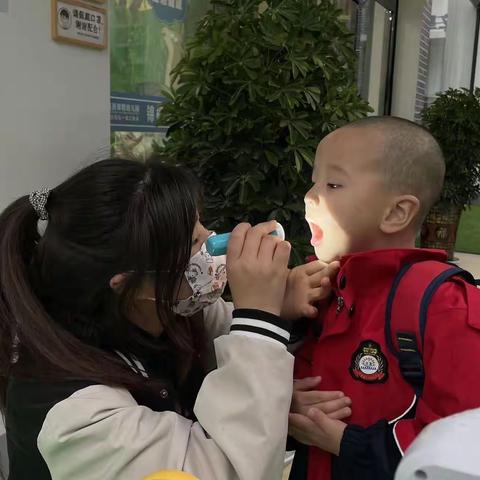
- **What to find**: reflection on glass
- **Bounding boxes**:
[426,0,476,104]
[335,0,359,33]
[366,3,391,114]
[335,0,393,115]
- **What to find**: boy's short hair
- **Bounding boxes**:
[347,116,445,224]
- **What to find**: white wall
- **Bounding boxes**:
[391,0,425,120]
[0,0,110,210]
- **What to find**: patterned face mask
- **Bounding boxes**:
[172,236,227,317]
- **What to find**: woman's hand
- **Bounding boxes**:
[227,221,291,316]
[281,261,340,320]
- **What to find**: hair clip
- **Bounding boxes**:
[29,188,51,236]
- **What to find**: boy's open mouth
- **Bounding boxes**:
[307,221,324,246]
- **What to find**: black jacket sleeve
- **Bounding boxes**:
[287,436,309,480]
[332,421,402,480]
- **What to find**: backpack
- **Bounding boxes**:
[385,260,479,398]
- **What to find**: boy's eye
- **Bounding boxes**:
[327,183,342,189]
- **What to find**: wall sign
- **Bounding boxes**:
[0,0,8,13]
[51,0,107,49]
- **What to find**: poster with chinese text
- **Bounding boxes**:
[110,0,210,157]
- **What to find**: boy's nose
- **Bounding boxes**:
[305,190,320,207]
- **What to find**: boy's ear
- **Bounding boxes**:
[380,195,420,234]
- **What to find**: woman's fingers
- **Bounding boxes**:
[242,220,279,261]
[227,223,251,260]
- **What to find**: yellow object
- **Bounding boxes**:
[144,471,199,480]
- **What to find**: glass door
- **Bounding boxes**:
[336,0,398,115]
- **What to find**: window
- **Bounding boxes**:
[336,0,398,115]
[413,0,479,121]
[426,0,478,101]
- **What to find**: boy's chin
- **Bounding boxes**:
[313,246,342,263]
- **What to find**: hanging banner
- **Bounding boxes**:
[111,92,168,133]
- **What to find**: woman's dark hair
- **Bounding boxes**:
[0,157,201,410]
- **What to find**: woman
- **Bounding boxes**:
[0,158,293,480]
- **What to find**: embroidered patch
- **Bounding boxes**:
[349,340,388,383]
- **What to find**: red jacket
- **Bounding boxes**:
[292,248,480,480]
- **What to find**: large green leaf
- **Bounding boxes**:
[156,0,371,264]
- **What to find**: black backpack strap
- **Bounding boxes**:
[385,261,474,398]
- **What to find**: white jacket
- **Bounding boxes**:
[36,301,294,480]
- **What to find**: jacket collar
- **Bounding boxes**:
[334,248,447,300]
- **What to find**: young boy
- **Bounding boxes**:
[288,116,480,480]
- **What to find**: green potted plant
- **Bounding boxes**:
[155,0,371,264]
[421,88,480,260]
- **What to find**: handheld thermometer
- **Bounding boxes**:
[206,223,285,256]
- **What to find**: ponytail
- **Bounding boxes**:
[0,196,39,408]
[0,159,205,414]
[0,194,149,412]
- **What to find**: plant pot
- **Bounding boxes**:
[420,203,463,260]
